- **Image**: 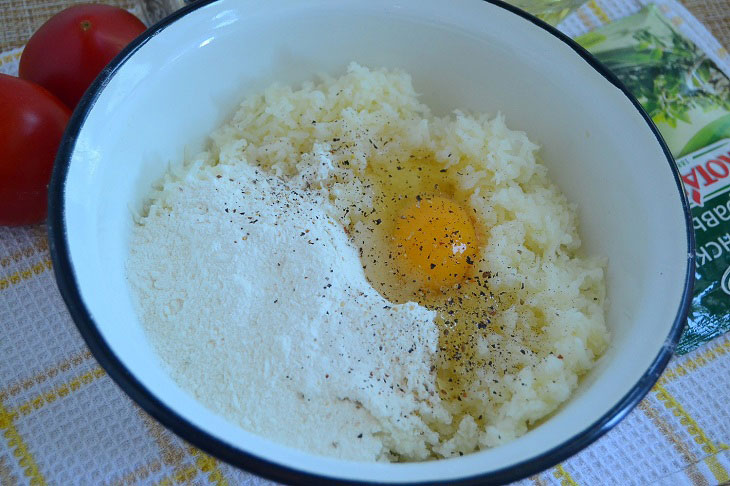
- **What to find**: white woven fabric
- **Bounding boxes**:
[2,2,729,485]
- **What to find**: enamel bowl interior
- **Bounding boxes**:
[51,0,692,483]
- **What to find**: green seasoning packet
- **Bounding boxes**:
[576,5,730,354]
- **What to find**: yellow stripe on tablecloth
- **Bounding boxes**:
[653,384,730,483]
[553,464,579,486]
[0,400,46,486]
[0,239,48,268]
[576,6,598,31]
[658,337,730,386]
[0,350,93,402]
[188,446,228,486]
[586,0,612,24]
[12,366,105,419]
[0,259,52,291]
[705,454,730,484]
[155,464,199,486]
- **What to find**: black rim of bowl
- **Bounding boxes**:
[47,0,696,484]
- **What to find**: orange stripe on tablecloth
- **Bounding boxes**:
[12,366,106,419]
[104,459,163,486]
[529,473,548,486]
[138,407,220,486]
[653,384,730,483]
[0,259,52,292]
[552,464,579,486]
[0,239,49,268]
[576,6,597,31]
[685,465,712,486]
[0,350,93,401]
[0,455,21,486]
[0,399,46,486]
[638,401,711,485]
[139,406,228,485]
[137,408,188,467]
[639,400,697,462]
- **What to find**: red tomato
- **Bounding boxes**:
[19,4,145,109]
[0,74,71,226]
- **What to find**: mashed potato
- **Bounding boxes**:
[128,63,609,461]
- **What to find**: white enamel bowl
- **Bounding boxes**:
[47,0,694,484]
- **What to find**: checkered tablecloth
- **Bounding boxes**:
[2,1,730,485]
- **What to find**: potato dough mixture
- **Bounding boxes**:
[127,63,609,461]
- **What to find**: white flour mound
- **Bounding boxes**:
[127,161,447,461]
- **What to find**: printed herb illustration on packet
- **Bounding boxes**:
[577,5,730,354]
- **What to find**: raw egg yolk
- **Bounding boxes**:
[393,196,478,291]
